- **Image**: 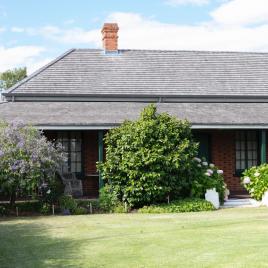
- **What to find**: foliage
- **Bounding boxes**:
[0,200,42,215]
[241,164,268,201]
[15,200,42,212]
[59,195,77,213]
[0,121,65,205]
[40,203,51,215]
[190,158,226,203]
[76,199,100,212]
[138,198,215,213]
[0,205,8,216]
[114,203,127,213]
[98,104,198,208]
[39,173,65,205]
[73,207,88,215]
[0,67,27,91]
[99,184,123,213]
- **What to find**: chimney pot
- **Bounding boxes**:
[101,23,119,52]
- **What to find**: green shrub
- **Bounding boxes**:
[190,158,226,204]
[242,164,268,200]
[99,185,122,213]
[59,195,77,213]
[114,203,128,213]
[138,198,215,213]
[98,104,198,208]
[39,174,65,205]
[15,200,42,212]
[73,207,88,215]
[76,199,100,212]
[40,203,50,215]
[0,205,8,216]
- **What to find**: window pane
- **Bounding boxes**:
[71,162,76,173]
[235,131,258,173]
[252,151,257,159]
[71,152,76,162]
[57,132,82,174]
[241,160,246,169]
[76,163,82,173]
[236,161,241,170]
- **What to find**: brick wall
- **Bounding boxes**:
[210,130,245,194]
[83,131,99,198]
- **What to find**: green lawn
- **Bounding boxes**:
[1,208,268,268]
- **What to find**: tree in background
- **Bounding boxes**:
[98,104,198,208]
[0,121,65,205]
[0,67,27,91]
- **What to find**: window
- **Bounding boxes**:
[194,133,211,162]
[235,131,259,174]
[57,132,82,175]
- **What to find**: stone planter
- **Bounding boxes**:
[205,188,220,209]
[262,190,268,206]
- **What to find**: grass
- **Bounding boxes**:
[1,208,268,267]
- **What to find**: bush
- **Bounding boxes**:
[73,207,88,215]
[39,173,65,205]
[59,195,77,213]
[15,200,42,212]
[190,158,225,204]
[40,203,50,215]
[99,185,123,213]
[0,200,42,215]
[138,198,215,213]
[76,199,100,213]
[242,164,268,201]
[0,205,8,216]
[98,104,198,208]
[0,121,65,205]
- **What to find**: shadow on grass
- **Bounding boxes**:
[0,217,85,268]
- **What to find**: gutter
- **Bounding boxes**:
[35,124,268,131]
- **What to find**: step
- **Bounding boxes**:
[221,198,255,208]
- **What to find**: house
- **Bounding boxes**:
[1,23,268,198]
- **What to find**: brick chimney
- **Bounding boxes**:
[101,23,119,52]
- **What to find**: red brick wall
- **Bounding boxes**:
[83,131,99,198]
[210,130,245,194]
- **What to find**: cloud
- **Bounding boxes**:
[165,0,210,6]
[37,26,100,45]
[102,12,268,51]
[13,9,268,52]
[211,0,268,26]
[11,27,25,33]
[0,27,5,33]
[0,46,46,74]
[0,6,7,17]
[63,19,75,25]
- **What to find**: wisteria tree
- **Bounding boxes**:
[0,121,65,205]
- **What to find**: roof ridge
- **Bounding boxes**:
[4,48,76,95]
[75,48,268,55]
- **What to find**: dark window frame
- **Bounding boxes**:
[235,130,260,176]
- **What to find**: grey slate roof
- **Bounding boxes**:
[0,101,268,128]
[5,49,268,98]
